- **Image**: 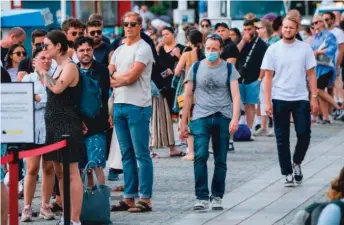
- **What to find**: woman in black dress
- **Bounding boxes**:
[35,30,84,225]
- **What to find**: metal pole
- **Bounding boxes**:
[61,0,67,23]
[61,135,71,225]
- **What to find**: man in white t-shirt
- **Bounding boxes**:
[261,15,319,187]
[323,12,344,107]
[108,12,154,213]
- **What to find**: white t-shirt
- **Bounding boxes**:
[110,39,154,107]
[329,27,344,65]
[261,39,316,101]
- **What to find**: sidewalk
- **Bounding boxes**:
[18,121,344,225]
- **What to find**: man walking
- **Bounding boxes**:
[180,34,241,211]
[262,15,319,187]
[74,36,110,184]
[237,20,267,139]
[109,12,154,213]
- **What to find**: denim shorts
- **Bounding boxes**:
[239,80,260,104]
[0,144,7,182]
[82,133,107,169]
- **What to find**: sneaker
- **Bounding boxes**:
[284,174,295,187]
[21,205,32,222]
[255,124,261,131]
[267,129,275,137]
[39,204,55,220]
[254,128,269,136]
[107,169,119,181]
[335,109,344,120]
[250,134,255,141]
[228,142,235,152]
[193,200,209,211]
[294,164,303,185]
[55,218,73,225]
[211,197,223,210]
[317,120,331,125]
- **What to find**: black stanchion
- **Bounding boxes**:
[61,134,71,225]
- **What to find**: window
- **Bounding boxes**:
[98,1,118,26]
[230,1,287,20]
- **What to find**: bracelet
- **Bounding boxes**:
[311,94,318,98]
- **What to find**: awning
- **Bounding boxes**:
[1,8,54,28]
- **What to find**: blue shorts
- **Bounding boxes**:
[239,80,260,104]
[1,144,7,182]
[82,133,107,169]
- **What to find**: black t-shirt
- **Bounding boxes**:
[94,42,112,66]
[18,58,34,74]
[237,37,267,84]
[296,32,303,41]
[221,38,240,61]
[1,67,11,83]
[102,36,110,44]
[158,44,185,89]
[1,47,9,66]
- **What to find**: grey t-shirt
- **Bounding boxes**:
[186,60,240,120]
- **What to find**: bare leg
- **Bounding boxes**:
[327,87,335,114]
[41,160,54,206]
[261,115,268,130]
[68,163,83,223]
[1,183,8,225]
[319,97,330,121]
[23,156,40,206]
[318,89,341,110]
[94,168,105,185]
[245,104,256,129]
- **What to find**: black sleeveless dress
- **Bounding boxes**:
[43,64,85,163]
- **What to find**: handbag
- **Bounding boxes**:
[316,37,334,67]
[80,162,112,225]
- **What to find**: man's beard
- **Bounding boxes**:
[284,35,295,41]
[80,58,92,66]
[94,39,101,46]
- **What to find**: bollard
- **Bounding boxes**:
[8,146,19,225]
[61,135,71,225]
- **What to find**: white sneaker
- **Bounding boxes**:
[211,197,223,210]
[284,174,295,187]
[193,200,209,211]
[253,128,268,136]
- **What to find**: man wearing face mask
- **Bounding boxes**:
[237,20,268,139]
[180,34,241,211]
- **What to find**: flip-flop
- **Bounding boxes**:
[112,185,124,192]
[150,152,160,158]
[111,201,131,212]
[128,201,152,213]
[169,152,186,157]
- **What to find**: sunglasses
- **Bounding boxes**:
[90,30,102,36]
[70,31,83,37]
[311,21,321,26]
[43,43,51,51]
[34,42,44,49]
[206,34,224,46]
[12,51,26,57]
[123,22,139,27]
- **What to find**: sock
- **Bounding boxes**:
[254,116,261,127]
[239,116,246,125]
[71,221,81,225]
[229,140,233,144]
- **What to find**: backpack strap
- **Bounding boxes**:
[226,62,233,102]
[192,61,201,92]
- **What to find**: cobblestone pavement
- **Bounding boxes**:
[17,121,344,225]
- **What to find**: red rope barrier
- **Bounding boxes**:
[19,140,67,159]
[0,154,13,165]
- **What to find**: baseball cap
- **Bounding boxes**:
[215,22,230,30]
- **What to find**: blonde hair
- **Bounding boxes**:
[122,12,143,25]
[313,14,328,29]
[259,19,273,37]
[244,13,256,21]
[283,15,300,29]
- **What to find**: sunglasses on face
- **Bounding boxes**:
[70,31,83,37]
[12,51,26,57]
[90,30,102,36]
[34,42,44,49]
[311,21,321,26]
[123,22,139,27]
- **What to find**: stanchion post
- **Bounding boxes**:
[8,146,19,225]
[61,134,71,225]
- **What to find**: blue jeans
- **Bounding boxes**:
[272,100,311,175]
[190,112,230,200]
[114,104,153,199]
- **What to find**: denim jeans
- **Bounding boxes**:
[114,103,153,199]
[272,100,311,175]
[190,112,230,200]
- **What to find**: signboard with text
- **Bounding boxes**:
[1,83,34,143]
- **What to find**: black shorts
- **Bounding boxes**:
[342,67,344,89]
[317,71,332,90]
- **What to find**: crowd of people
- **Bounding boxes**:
[1,5,344,225]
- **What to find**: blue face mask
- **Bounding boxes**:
[205,51,220,62]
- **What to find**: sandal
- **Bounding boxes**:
[128,201,152,213]
[111,201,132,212]
[49,202,63,213]
[169,151,186,157]
[112,185,124,192]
